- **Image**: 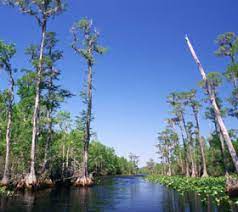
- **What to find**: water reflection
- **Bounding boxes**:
[0,176,236,212]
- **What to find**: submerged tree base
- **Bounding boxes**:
[74,176,93,187]
[24,173,38,190]
[39,178,55,189]
[15,174,54,191]
[0,177,9,187]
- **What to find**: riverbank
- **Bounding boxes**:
[0,174,132,196]
[146,175,238,205]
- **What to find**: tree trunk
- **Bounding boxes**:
[42,109,52,174]
[75,63,93,186]
[62,143,65,177]
[26,20,47,187]
[82,142,89,177]
[200,137,208,177]
[193,109,208,177]
[214,118,228,174]
[73,154,76,172]
[167,149,172,176]
[167,161,172,176]
[1,68,14,185]
[171,121,185,174]
[186,36,238,172]
[178,120,190,176]
[179,149,185,174]
[230,55,238,89]
[66,147,69,168]
[42,71,54,174]
[189,145,197,177]
[83,63,92,179]
[181,114,197,177]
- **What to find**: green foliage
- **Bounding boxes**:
[225,63,238,82]
[71,17,107,65]
[215,32,238,58]
[141,159,156,174]
[157,128,178,167]
[199,71,223,91]
[1,0,238,201]
[228,88,238,118]
[8,0,65,22]
[146,175,231,205]
[0,40,16,67]
[89,141,131,176]
[215,32,238,120]
[78,18,91,31]
[0,187,14,197]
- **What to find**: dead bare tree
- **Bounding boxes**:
[185,35,238,172]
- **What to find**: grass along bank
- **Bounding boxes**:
[146,175,238,205]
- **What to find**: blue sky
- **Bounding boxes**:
[0,0,238,166]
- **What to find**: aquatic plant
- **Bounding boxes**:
[146,175,237,205]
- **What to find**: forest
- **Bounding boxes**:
[1,0,238,210]
[0,0,139,191]
[144,33,238,203]
[147,32,238,177]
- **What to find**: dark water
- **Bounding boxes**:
[0,176,236,212]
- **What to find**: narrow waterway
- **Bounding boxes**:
[0,176,235,211]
